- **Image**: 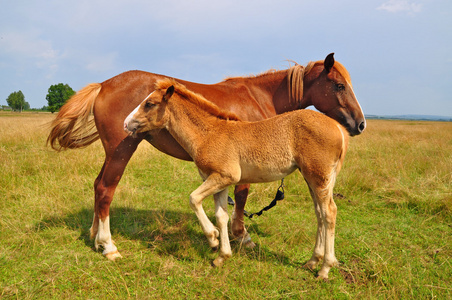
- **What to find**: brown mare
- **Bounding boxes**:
[47,53,365,261]
[124,79,349,279]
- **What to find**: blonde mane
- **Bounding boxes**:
[155,79,241,121]
[223,61,317,105]
[287,63,306,104]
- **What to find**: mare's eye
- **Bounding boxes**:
[335,83,345,92]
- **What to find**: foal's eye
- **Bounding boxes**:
[335,83,345,92]
[145,102,156,108]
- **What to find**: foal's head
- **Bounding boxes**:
[304,53,366,136]
[124,79,241,136]
[124,85,174,136]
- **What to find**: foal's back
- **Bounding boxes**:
[203,109,349,185]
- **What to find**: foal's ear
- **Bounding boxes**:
[163,85,175,102]
[324,53,335,73]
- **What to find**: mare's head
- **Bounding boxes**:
[303,53,366,136]
[124,84,174,136]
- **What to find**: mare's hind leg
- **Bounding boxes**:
[91,136,142,260]
[231,184,255,248]
[212,189,232,267]
[89,162,106,239]
[304,177,339,280]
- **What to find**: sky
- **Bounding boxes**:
[1,0,451,117]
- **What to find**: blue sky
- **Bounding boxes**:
[1,0,451,116]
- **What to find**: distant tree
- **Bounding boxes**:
[6,90,28,112]
[46,83,75,113]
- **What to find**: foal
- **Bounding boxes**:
[124,79,349,279]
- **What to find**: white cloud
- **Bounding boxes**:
[0,31,62,79]
[377,0,422,14]
[1,31,59,61]
[84,52,119,73]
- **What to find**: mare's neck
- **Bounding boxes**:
[239,69,309,114]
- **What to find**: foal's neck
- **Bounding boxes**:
[166,99,223,157]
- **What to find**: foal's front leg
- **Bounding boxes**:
[212,188,232,267]
[189,175,228,250]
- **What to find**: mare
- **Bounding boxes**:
[124,79,350,280]
[47,53,365,261]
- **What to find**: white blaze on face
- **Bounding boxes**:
[346,81,364,116]
[346,80,366,131]
[124,104,140,128]
[124,91,155,129]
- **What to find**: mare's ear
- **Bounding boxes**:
[324,53,335,73]
[163,85,175,102]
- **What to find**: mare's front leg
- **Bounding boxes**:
[231,184,255,248]
[90,136,142,260]
[212,189,232,267]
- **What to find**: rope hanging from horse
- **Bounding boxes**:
[246,178,285,219]
[227,179,286,218]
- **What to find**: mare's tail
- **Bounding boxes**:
[47,83,102,151]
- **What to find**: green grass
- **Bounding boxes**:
[1,112,451,299]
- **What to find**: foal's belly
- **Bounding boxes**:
[238,162,298,184]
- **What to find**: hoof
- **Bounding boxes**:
[211,246,219,252]
[211,256,225,267]
[244,240,256,249]
[303,260,319,271]
[105,250,122,261]
[236,232,255,249]
[316,271,329,281]
[316,274,329,282]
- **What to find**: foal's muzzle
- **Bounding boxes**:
[124,120,139,137]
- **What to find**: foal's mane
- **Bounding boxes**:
[155,79,241,121]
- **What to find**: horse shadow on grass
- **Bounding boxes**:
[35,207,299,267]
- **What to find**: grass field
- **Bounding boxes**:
[0,112,451,299]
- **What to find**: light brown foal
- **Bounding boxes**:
[124,79,349,279]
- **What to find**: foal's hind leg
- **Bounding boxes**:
[304,184,326,270]
[304,176,339,280]
[231,184,255,248]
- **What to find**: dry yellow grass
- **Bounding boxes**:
[1,112,451,299]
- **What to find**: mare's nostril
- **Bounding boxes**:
[358,121,366,133]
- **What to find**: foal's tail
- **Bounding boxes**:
[335,124,349,174]
[47,83,102,151]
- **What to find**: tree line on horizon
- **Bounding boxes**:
[3,83,75,113]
